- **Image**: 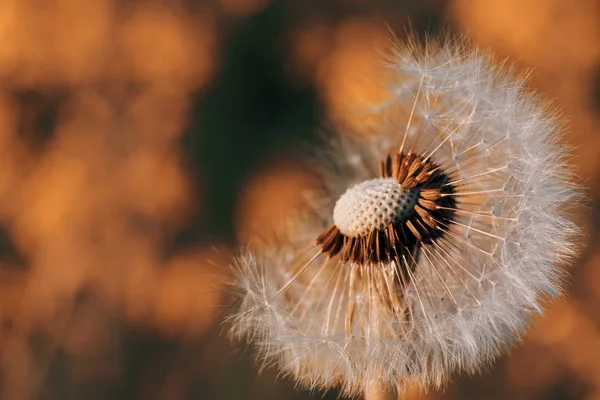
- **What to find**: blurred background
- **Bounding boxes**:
[0,0,598,399]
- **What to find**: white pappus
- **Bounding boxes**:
[226,35,581,397]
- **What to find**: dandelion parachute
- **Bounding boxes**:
[226,35,580,397]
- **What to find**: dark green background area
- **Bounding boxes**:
[182,0,445,247]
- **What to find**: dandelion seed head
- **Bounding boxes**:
[333,178,418,237]
[227,34,581,397]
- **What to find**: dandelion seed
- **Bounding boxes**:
[226,35,581,397]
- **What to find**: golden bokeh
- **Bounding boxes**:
[0,0,219,398]
[0,0,598,398]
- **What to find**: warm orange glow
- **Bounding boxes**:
[290,17,391,133]
[235,158,317,244]
[448,0,600,193]
[0,0,596,398]
[0,0,219,397]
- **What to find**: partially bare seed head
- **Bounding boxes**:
[332,178,419,237]
[227,35,581,398]
[317,152,456,264]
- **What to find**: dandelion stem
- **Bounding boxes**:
[365,383,397,400]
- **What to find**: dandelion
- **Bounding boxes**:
[226,35,580,398]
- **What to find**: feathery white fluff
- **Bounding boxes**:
[227,36,580,397]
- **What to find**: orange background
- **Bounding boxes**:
[0,1,597,399]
